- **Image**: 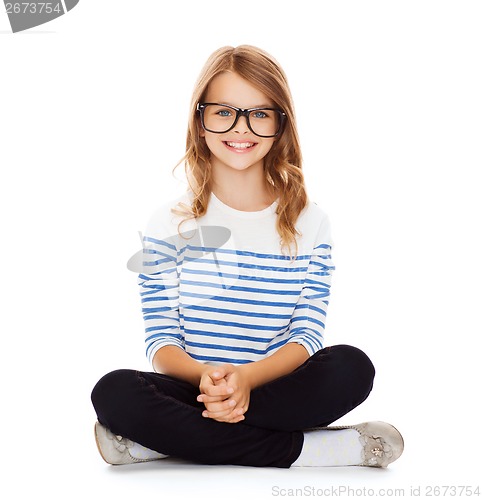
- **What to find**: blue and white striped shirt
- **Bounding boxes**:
[138,191,335,368]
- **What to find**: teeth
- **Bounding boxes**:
[226,142,254,149]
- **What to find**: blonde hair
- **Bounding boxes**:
[171,45,309,262]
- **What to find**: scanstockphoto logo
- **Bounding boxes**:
[128,226,239,307]
[3,0,79,33]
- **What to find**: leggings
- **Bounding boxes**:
[91,344,375,468]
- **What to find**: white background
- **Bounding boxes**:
[1,1,481,498]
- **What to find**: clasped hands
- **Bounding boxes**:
[197,364,251,424]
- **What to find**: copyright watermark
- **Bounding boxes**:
[3,1,79,33]
[271,485,481,497]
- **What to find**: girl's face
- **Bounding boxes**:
[200,71,276,174]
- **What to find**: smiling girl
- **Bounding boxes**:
[91,45,404,468]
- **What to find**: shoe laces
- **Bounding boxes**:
[112,434,135,453]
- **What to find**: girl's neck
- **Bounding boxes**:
[211,183,278,212]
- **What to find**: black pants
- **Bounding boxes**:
[91,344,375,468]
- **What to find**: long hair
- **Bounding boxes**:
[171,45,308,262]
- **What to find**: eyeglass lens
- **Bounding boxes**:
[202,104,282,137]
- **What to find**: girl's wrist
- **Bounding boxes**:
[197,363,213,386]
[236,363,256,390]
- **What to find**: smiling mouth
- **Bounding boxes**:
[223,141,257,150]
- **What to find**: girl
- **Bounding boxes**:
[91,45,404,469]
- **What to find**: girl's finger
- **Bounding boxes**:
[202,408,232,418]
[200,385,234,398]
[213,414,245,424]
[214,406,245,421]
[197,394,227,403]
[202,399,236,416]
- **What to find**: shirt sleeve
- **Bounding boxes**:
[287,212,336,356]
[137,208,185,367]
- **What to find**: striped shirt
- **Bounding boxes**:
[138,190,335,368]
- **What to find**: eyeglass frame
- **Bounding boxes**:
[196,102,287,138]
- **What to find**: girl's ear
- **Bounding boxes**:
[197,117,205,137]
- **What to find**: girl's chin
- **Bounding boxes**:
[210,154,265,171]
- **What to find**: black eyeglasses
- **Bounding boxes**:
[197,102,286,138]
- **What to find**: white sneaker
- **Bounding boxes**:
[94,421,167,465]
[313,421,404,468]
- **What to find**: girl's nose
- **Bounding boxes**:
[233,115,250,133]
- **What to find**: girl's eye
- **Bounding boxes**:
[252,111,268,119]
[216,109,232,117]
